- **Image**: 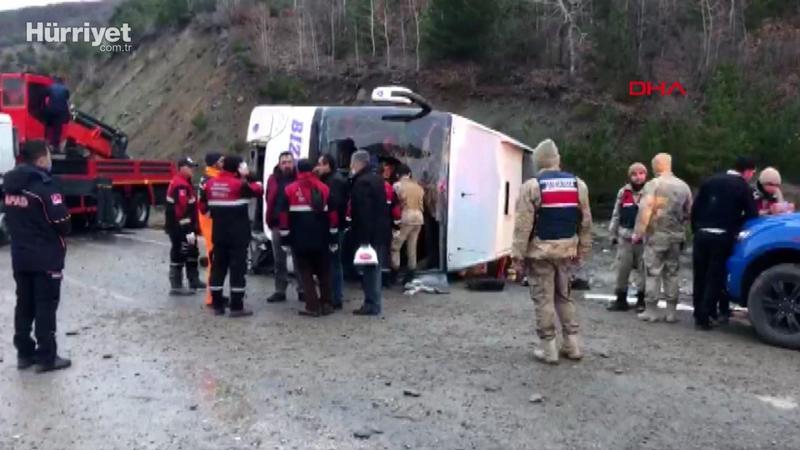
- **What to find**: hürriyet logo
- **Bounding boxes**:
[26,22,134,52]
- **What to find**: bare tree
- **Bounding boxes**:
[330,0,337,63]
[409,0,421,71]
[400,0,407,67]
[370,0,377,57]
[383,0,391,68]
[529,0,586,77]
[252,3,273,71]
[295,0,305,66]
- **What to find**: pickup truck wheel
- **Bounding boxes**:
[747,263,800,350]
[125,193,150,229]
[110,192,128,231]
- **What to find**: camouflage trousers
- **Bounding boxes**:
[527,258,580,340]
[615,238,645,293]
[643,240,682,305]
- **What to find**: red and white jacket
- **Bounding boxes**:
[278,172,339,254]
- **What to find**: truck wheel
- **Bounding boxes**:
[125,193,150,229]
[110,192,128,231]
[747,263,800,350]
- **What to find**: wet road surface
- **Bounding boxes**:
[1,228,798,450]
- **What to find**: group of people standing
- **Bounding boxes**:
[513,138,794,365]
[163,148,427,318]
[606,155,794,330]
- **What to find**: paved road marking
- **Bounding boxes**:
[584,293,695,312]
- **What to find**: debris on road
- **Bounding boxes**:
[102,354,113,359]
[529,394,544,404]
[353,428,383,439]
[403,389,422,398]
[66,331,80,336]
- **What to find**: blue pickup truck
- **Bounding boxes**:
[726,213,800,349]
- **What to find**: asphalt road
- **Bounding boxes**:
[1,228,798,450]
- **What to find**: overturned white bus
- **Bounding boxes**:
[245,87,534,276]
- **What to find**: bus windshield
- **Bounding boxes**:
[318,107,451,219]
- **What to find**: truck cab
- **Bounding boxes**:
[726,213,800,349]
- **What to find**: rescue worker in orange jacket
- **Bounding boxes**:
[198,152,224,306]
[199,155,263,317]
[165,157,204,296]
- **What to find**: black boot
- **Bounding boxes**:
[607,290,629,311]
[211,291,226,315]
[402,270,416,286]
[17,355,36,370]
[169,265,194,296]
[35,355,72,373]
[266,292,287,303]
[185,261,206,290]
[228,292,253,318]
[635,291,646,313]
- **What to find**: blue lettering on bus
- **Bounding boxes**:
[288,119,303,158]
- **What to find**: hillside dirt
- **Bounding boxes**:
[1,226,799,450]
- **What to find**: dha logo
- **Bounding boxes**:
[26,22,133,52]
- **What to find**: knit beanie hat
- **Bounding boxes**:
[533,139,560,171]
[628,162,647,176]
[759,167,782,185]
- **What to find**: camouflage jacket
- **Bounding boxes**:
[633,173,692,244]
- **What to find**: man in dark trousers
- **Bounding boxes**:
[199,155,263,317]
[3,140,72,372]
[45,76,71,151]
[315,153,349,309]
[691,156,759,330]
[165,156,204,296]
[279,159,340,317]
[265,151,302,303]
[349,150,389,316]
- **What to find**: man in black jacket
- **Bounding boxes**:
[691,156,759,330]
[316,153,349,309]
[3,140,72,372]
[349,150,389,316]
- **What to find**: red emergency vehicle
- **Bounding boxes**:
[0,72,176,230]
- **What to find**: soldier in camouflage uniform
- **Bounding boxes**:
[512,139,593,365]
[607,162,648,312]
[631,153,692,324]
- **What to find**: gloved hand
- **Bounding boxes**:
[329,243,339,253]
[281,246,290,254]
[186,232,196,245]
[610,237,618,246]
[392,229,401,239]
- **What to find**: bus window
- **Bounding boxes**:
[2,78,25,107]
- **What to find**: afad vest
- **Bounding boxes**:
[619,187,640,230]
[536,170,580,240]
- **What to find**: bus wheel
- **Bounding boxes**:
[125,193,150,229]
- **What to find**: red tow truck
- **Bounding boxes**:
[0,72,176,237]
